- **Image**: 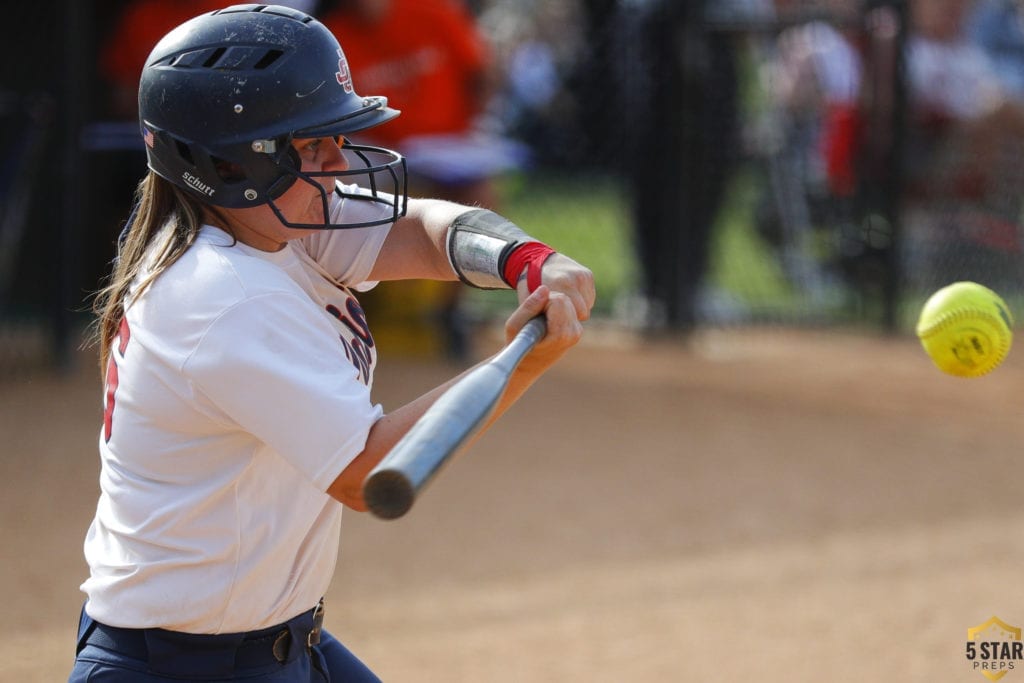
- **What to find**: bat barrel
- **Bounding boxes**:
[363,469,415,520]
[362,317,547,520]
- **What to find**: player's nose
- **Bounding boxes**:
[323,136,349,171]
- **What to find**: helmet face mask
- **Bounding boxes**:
[138,4,408,229]
[263,139,409,230]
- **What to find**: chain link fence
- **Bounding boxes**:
[5,0,1022,376]
[473,0,915,330]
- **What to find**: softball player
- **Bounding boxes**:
[70,5,594,682]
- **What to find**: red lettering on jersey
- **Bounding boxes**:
[102,317,131,442]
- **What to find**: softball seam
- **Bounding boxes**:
[917,308,1012,375]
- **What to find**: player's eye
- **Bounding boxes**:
[295,136,345,163]
[299,137,344,155]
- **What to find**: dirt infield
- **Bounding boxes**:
[4,325,1024,682]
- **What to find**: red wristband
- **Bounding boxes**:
[503,242,556,292]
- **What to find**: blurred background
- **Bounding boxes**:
[7,3,1024,681]
[7,0,1024,370]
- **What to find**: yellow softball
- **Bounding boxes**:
[916,282,1013,377]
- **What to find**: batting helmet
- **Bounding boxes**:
[137,3,407,229]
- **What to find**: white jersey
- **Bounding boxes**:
[82,187,392,633]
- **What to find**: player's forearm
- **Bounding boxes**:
[368,198,465,281]
[326,351,548,511]
[327,368,465,510]
[327,288,579,511]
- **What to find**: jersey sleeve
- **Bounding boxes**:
[182,292,382,491]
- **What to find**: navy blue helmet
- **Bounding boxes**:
[138,4,407,228]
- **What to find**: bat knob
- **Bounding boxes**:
[363,469,416,520]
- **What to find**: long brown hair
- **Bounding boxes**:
[90,171,206,371]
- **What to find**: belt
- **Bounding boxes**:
[78,598,325,677]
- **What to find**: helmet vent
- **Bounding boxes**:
[202,48,228,68]
[175,140,195,166]
[168,46,284,71]
[212,156,246,183]
[217,5,315,24]
[253,49,284,70]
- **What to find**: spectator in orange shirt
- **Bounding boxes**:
[322,0,494,160]
[322,0,524,360]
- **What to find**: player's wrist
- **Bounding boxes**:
[503,242,556,292]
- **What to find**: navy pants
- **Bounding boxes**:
[69,604,380,682]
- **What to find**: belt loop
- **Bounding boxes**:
[272,629,291,664]
[277,599,326,664]
[308,598,324,648]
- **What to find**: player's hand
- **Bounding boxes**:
[516,253,595,321]
[506,285,583,374]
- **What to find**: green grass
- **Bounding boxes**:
[471,166,804,320]
[468,166,874,326]
[466,170,637,319]
[707,166,796,309]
